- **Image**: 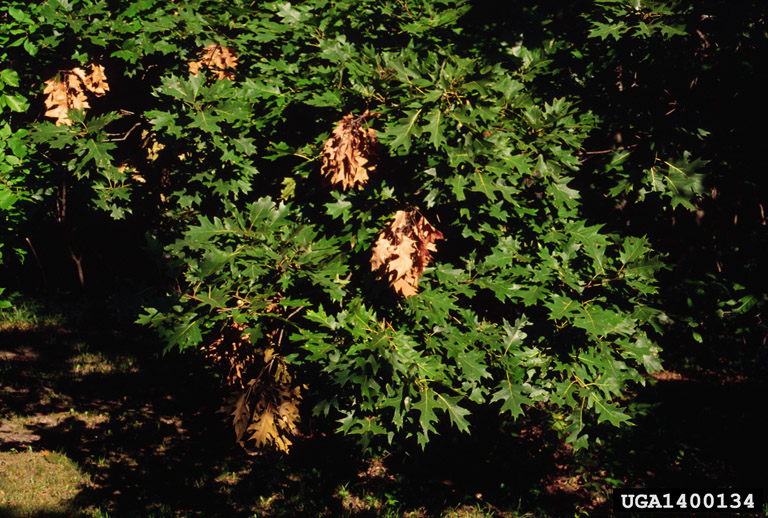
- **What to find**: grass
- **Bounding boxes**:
[0,449,91,517]
[1,295,766,518]
[0,294,66,332]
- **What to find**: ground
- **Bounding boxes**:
[0,300,766,517]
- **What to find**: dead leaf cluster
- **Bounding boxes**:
[209,323,302,453]
[321,110,380,190]
[370,209,443,297]
[225,354,302,453]
[43,64,109,126]
[189,44,239,80]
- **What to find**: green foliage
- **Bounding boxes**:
[128,0,666,450]
[3,0,764,454]
[0,1,40,307]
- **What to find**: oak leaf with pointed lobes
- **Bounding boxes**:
[219,343,303,453]
[245,383,302,452]
[43,64,109,126]
[189,44,239,81]
[321,110,380,190]
[371,209,443,297]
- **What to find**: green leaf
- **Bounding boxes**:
[661,156,706,209]
[233,136,257,156]
[0,185,19,210]
[159,74,201,102]
[590,393,632,427]
[647,154,707,209]
[413,387,440,448]
[549,178,580,207]
[168,314,203,351]
[31,122,76,149]
[565,221,610,274]
[304,90,341,107]
[7,6,30,23]
[435,393,471,433]
[384,109,422,153]
[422,108,444,149]
[325,197,351,219]
[574,305,635,338]
[546,294,579,320]
[0,69,20,87]
[619,236,650,264]
[1,94,27,113]
[275,2,307,24]
[620,335,662,373]
[189,109,222,134]
[453,346,491,383]
[145,110,176,131]
[491,381,533,418]
[410,286,457,323]
[185,216,235,243]
[243,78,282,98]
[82,139,116,169]
[502,317,530,351]
[564,411,590,451]
[199,249,234,278]
[588,21,628,40]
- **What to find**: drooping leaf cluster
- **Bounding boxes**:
[43,64,109,126]
[370,209,443,297]
[321,110,380,191]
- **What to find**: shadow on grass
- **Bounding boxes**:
[0,322,573,517]
[0,324,256,517]
[1,320,766,518]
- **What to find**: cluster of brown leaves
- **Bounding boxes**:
[203,323,257,389]
[321,110,380,190]
[209,323,302,453]
[227,353,302,453]
[189,44,239,80]
[371,209,443,297]
[43,64,109,126]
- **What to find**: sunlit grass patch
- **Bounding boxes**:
[0,449,90,516]
[0,411,110,452]
[0,295,67,332]
[442,504,506,517]
[68,348,139,376]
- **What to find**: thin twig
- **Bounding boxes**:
[579,144,638,162]
[105,122,141,142]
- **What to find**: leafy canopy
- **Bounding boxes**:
[4,0,744,453]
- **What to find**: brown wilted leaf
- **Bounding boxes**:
[371,209,443,297]
[231,383,253,442]
[321,110,380,190]
[43,64,109,126]
[189,44,239,81]
[83,64,110,95]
